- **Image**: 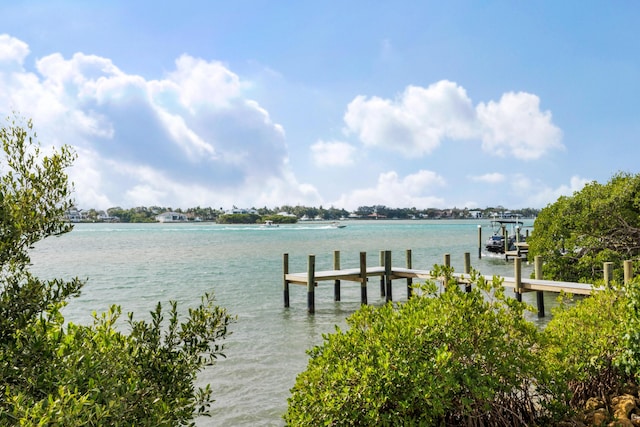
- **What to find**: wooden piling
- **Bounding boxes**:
[514,257,522,302]
[360,251,367,305]
[379,251,386,297]
[502,225,508,253]
[534,255,545,317]
[477,225,482,259]
[444,253,451,267]
[463,252,471,292]
[604,262,613,287]
[333,250,341,301]
[283,253,290,308]
[406,249,413,299]
[624,260,633,284]
[384,250,392,302]
[307,254,315,314]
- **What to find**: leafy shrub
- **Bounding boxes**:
[618,277,640,383]
[0,116,234,425]
[542,286,630,408]
[1,294,232,426]
[285,266,563,426]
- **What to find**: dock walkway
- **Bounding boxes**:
[283,250,616,316]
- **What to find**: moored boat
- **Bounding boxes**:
[485,218,524,254]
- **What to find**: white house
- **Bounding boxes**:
[225,208,258,215]
[156,211,187,222]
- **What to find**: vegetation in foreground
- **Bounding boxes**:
[286,266,640,426]
[287,172,640,426]
[0,116,234,425]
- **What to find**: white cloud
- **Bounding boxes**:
[344,80,563,160]
[344,81,475,156]
[0,35,317,210]
[332,170,446,210]
[477,92,564,160]
[310,140,356,166]
[167,55,243,112]
[523,175,590,208]
[0,34,29,65]
[470,172,505,184]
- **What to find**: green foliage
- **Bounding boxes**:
[528,172,640,283]
[216,213,261,224]
[618,277,640,381]
[0,115,81,341]
[542,287,630,407]
[106,206,159,223]
[1,294,232,426]
[0,116,233,425]
[285,266,561,426]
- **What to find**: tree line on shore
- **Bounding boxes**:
[72,204,541,223]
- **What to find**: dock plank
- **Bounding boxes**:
[285,266,386,284]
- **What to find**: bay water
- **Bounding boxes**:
[30,219,546,426]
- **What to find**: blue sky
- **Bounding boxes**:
[1,1,638,211]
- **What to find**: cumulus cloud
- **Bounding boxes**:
[0,34,29,64]
[344,80,563,160]
[310,140,357,166]
[0,34,319,210]
[332,170,447,210]
[477,92,564,160]
[344,81,475,156]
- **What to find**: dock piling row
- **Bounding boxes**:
[283,250,635,315]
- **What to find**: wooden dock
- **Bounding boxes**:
[283,250,624,316]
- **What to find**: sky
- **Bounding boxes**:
[0,1,638,212]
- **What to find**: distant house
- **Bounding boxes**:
[97,211,118,222]
[65,208,83,223]
[225,208,258,215]
[156,211,187,222]
[367,212,386,219]
[469,210,482,219]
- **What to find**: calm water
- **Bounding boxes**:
[29,219,545,426]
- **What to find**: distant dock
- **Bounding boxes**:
[283,250,630,316]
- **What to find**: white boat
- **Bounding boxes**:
[485,218,523,253]
[330,221,346,229]
[262,220,279,227]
